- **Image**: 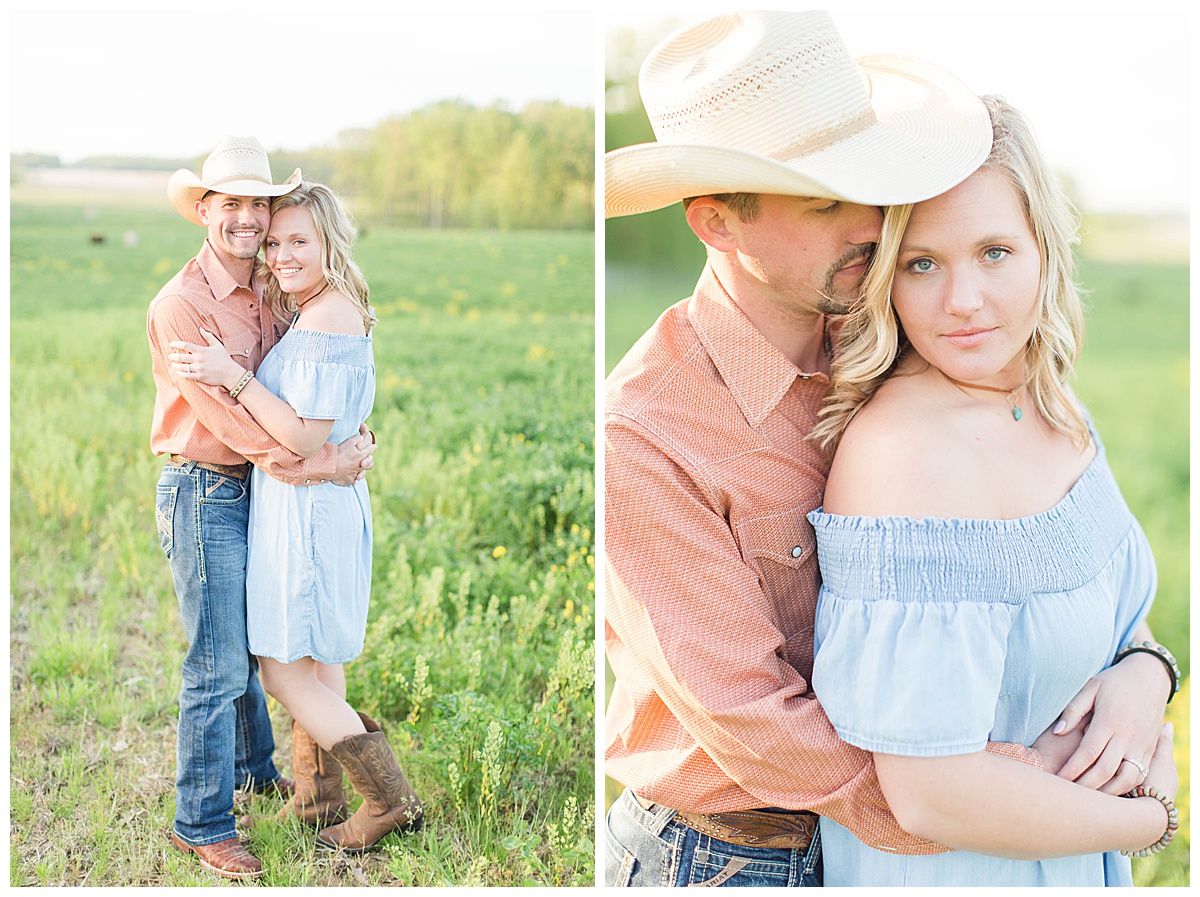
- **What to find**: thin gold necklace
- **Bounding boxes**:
[941,371,1025,421]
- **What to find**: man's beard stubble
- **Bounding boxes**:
[815,245,875,317]
[220,225,265,260]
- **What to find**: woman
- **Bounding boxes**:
[169,182,423,852]
[806,96,1178,885]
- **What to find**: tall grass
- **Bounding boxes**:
[10,200,595,886]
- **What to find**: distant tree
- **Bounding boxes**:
[11,152,62,169]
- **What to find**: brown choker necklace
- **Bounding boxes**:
[294,283,330,314]
[941,371,1024,421]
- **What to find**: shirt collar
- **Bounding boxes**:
[688,264,827,427]
[197,239,265,302]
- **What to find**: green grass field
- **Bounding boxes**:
[603,247,1189,886]
[10,200,596,886]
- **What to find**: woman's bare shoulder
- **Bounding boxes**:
[824,375,974,517]
[294,292,367,336]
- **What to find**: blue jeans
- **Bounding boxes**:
[155,462,281,845]
[605,789,823,887]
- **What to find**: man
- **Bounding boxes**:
[148,136,374,880]
[603,11,1176,887]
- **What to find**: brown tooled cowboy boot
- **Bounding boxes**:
[315,713,423,852]
[279,720,350,826]
[170,832,263,880]
[240,721,349,830]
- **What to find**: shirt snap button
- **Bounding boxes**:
[791,546,803,558]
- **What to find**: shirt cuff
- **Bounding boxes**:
[985,741,1044,769]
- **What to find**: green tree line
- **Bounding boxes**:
[277,100,594,231]
[12,100,594,231]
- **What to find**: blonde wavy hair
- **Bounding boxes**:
[812,95,1088,449]
[257,182,374,331]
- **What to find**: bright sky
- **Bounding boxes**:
[9,3,597,163]
[7,3,1192,217]
[604,2,1192,216]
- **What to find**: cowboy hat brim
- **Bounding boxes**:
[168,168,302,226]
[605,55,991,217]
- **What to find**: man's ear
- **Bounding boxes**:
[684,198,740,253]
[195,198,210,226]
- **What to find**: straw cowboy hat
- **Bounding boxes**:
[605,10,991,217]
[168,135,301,225]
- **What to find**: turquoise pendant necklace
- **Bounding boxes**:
[942,372,1024,421]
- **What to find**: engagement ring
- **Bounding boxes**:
[1121,757,1149,779]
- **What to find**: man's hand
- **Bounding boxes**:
[1047,655,1169,794]
[1143,722,1179,801]
[332,423,376,486]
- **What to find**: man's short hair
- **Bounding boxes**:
[682,192,761,222]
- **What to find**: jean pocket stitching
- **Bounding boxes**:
[154,486,178,557]
[603,828,638,887]
[199,473,248,506]
[688,856,752,887]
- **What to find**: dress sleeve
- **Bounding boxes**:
[809,512,1024,757]
[274,356,363,421]
[1113,517,1158,647]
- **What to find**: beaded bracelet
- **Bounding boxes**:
[1120,785,1179,857]
[228,369,254,398]
[1114,640,1181,703]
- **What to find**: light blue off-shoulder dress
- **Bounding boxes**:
[808,426,1156,886]
[246,326,375,664]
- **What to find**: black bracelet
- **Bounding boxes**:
[1114,640,1180,704]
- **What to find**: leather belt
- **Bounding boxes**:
[633,792,818,850]
[168,455,251,481]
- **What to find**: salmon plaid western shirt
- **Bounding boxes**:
[604,265,1039,854]
[147,239,337,485]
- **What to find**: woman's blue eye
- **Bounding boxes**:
[910,258,934,273]
[984,247,1009,261]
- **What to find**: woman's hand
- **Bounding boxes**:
[1050,656,1168,795]
[169,329,245,390]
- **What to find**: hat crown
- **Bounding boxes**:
[639,10,875,160]
[200,135,276,191]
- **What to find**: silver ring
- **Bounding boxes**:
[1122,757,1149,779]
[186,363,192,374]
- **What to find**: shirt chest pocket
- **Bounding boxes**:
[209,325,259,368]
[735,509,818,673]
